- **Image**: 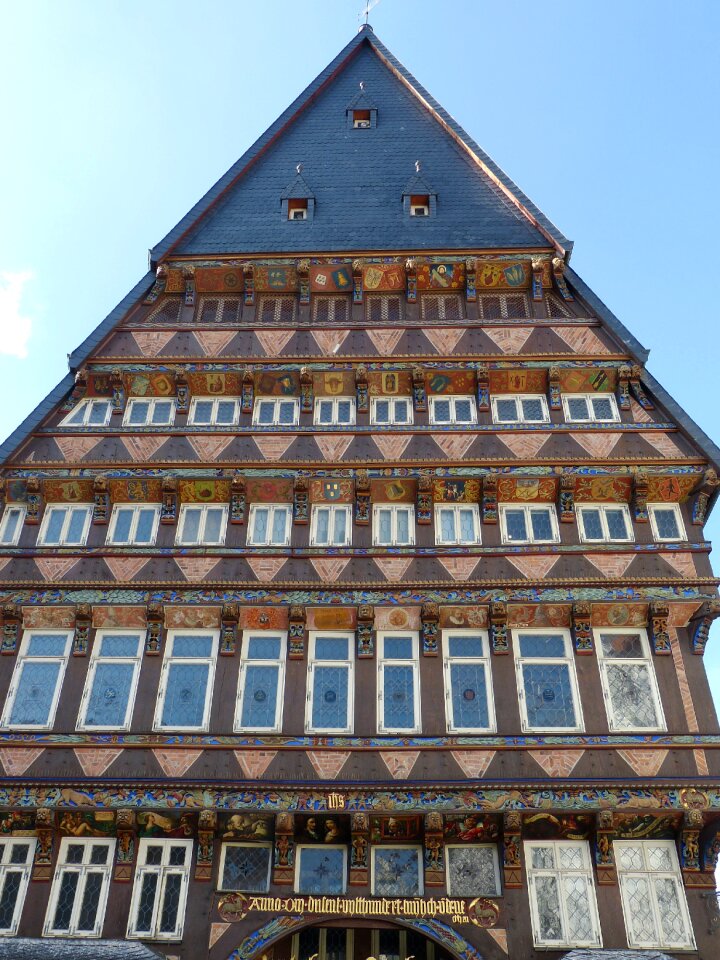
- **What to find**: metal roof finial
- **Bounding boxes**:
[296,163,303,175]
[359,81,365,92]
[415,160,421,174]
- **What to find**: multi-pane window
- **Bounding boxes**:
[247,504,292,546]
[0,505,26,546]
[372,847,423,896]
[312,297,350,324]
[252,397,299,426]
[615,840,695,950]
[429,395,477,425]
[257,296,296,325]
[44,838,115,938]
[377,633,420,733]
[218,844,272,892]
[127,840,192,941]
[0,838,36,935]
[513,630,583,732]
[577,503,633,543]
[491,395,550,424]
[38,504,93,546]
[648,503,686,542]
[60,399,112,427]
[188,396,241,426]
[107,504,160,545]
[442,631,494,732]
[562,393,620,423]
[154,632,218,732]
[370,396,413,425]
[366,295,402,323]
[446,845,501,897]
[195,296,243,324]
[1,631,72,729]
[123,398,175,427]
[373,503,415,546]
[421,295,463,321]
[525,841,601,948]
[306,633,354,733]
[314,397,356,426]
[478,293,529,320]
[235,633,286,732]
[77,631,144,730]
[175,504,227,546]
[595,629,665,731]
[500,504,559,544]
[310,504,352,547]
[296,846,347,894]
[435,504,481,545]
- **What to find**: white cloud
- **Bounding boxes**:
[0,271,33,358]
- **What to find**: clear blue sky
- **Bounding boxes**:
[1,0,719,707]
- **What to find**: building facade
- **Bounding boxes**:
[0,24,719,960]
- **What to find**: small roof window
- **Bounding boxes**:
[281,164,315,222]
[402,162,436,218]
[346,81,377,129]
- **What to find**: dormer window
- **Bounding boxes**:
[346,82,377,129]
[288,199,308,221]
[353,110,371,129]
[402,164,436,218]
[410,195,430,217]
[281,165,315,222]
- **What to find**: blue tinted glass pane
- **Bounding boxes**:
[151,401,173,425]
[383,664,415,728]
[375,400,389,423]
[521,662,577,728]
[10,661,62,725]
[43,508,66,544]
[246,636,281,659]
[581,509,603,540]
[311,665,349,729]
[271,509,288,544]
[495,399,517,422]
[315,637,349,660]
[396,509,410,543]
[111,508,134,543]
[606,509,629,540]
[65,404,86,425]
[204,508,225,544]
[221,845,271,891]
[99,634,140,657]
[27,635,68,656]
[85,662,135,726]
[450,662,489,728]
[216,401,236,424]
[333,508,347,544]
[252,508,269,543]
[298,848,345,894]
[257,401,274,424]
[530,509,553,541]
[519,634,567,658]
[384,636,413,659]
[180,508,201,543]
[51,871,79,930]
[433,399,451,422]
[161,663,210,727]
[66,508,89,544]
[0,870,21,928]
[454,399,472,421]
[395,400,410,423]
[377,509,391,544]
[315,508,329,544]
[173,635,214,658]
[240,664,279,728]
[374,849,420,896]
[654,508,680,539]
[458,509,476,542]
[522,398,544,421]
[504,510,527,541]
[128,401,149,425]
[318,401,333,424]
[567,397,589,420]
[592,397,614,419]
[278,402,296,424]
[439,509,455,542]
[1,508,22,544]
[337,401,352,423]
[135,508,157,544]
[88,402,109,425]
[448,635,484,658]
[193,400,213,423]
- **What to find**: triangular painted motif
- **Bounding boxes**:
[423,328,465,354]
[584,554,635,579]
[246,557,287,581]
[256,330,295,356]
[380,751,419,779]
[644,433,686,458]
[373,557,412,581]
[618,749,669,777]
[439,557,480,581]
[484,327,533,353]
[131,330,175,357]
[372,435,412,459]
[193,331,236,356]
[497,433,550,458]
[507,556,560,580]
[529,750,585,777]
[315,436,353,461]
[311,330,350,355]
[662,552,696,578]
[74,748,123,778]
[152,749,203,778]
[104,557,150,582]
[552,327,610,354]
[209,924,232,951]
[311,558,350,582]
[55,436,102,462]
[175,558,220,582]
[188,436,235,461]
[572,433,622,458]
[121,436,168,461]
[234,751,278,779]
[451,750,494,779]
[366,329,404,354]
[307,751,351,780]
[253,436,296,460]
[0,748,43,776]
[35,558,78,581]
[432,434,476,459]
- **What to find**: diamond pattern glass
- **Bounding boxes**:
[655,878,688,944]
[505,509,527,541]
[531,846,555,870]
[496,398,518,422]
[564,875,594,942]
[76,871,102,931]
[529,508,554,541]
[297,848,345,894]
[518,634,566,658]
[247,636,281,659]
[593,396,614,419]
[383,665,415,729]
[10,661,62,726]
[521,663,577,728]
[450,662,489,729]
[606,508,629,539]
[85,662,135,726]
[221,845,271,891]
[161,663,210,727]
[51,872,79,931]
[605,663,659,728]
[0,873,21,930]
[521,398,545,420]
[581,508,604,540]
[159,873,182,933]
[447,846,499,896]
[433,399,451,423]
[567,397,590,420]
[624,876,656,943]
[374,848,420,896]
[240,665,279,728]
[134,873,158,933]
[535,875,563,940]
[311,665,349,729]
[654,508,681,539]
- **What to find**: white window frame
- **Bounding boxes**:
[1,630,73,730]
[562,392,620,423]
[313,396,356,426]
[371,845,423,896]
[122,397,176,427]
[38,503,93,546]
[295,844,348,894]
[187,396,241,426]
[576,503,634,543]
[106,503,161,546]
[251,397,300,426]
[76,629,144,731]
[234,631,287,733]
[0,837,36,935]
[445,844,501,897]
[434,503,481,545]
[175,503,228,546]
[648,502,687,542]
[499,503,560,545]
[127,839,193,941]
[594,627,666,732]
[305,631,355,734]
[372,503,416,546]
[370,396,414,426]
[60,398,112,427]
[491,394,550,424]
[442,629,495,732]
[525,839,602,948]
[44,837,115,938]
[615,839,695,951]
[217,842,272,893]
[429,395,477,425]
[312,296,351,324]
[247,503,292,546]
[153,630,218,732]
[0,504,26,546]
[513,628,583,733]
[309,504,352,547]
[377,632,421,734]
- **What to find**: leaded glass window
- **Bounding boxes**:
[492,394,549,424]
[435,504,480,545]
[378,633,420,733]
[123,397,175,427]
[525,840,601,948]
[175,504,227,546]
[2,631,72,729]
[38,504,93,546]
[373,504,415,546]
[60,398,112,427]
[577,503,633,543]
[648,503,686,542]
[0,505,26,546]
[78,631,143,730]
[219,844,272,892]
[443,632,494,732]
[155,632,217,731]
[306,633,353,733]
[562,393,619,423]
[446,845,501,896]
[252,397,299,426]
[247,504,292,546]
[596,629,665,730]
[0,838,35,935]
[370,397,413,425]
[44,838,114,937]
[514,631,582,731]
[128,840,191,940]
[429,395,477,425]
[310,505,352,547]
[615,840,695,950]
[296,846,347,894]
[188,396,241,426]
[314,397,356,426]
[107,503,160,545]
[372,847,422,896]
[235,633,286,732]
[500,504,559,544]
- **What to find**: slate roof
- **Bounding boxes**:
[0,939,164,959]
